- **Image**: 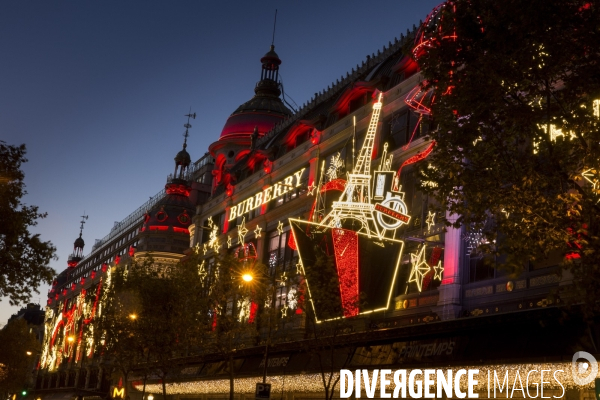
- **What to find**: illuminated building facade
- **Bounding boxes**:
[33,139,214,396]
[34,4,599,399]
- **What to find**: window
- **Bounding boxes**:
[265,228,298,310]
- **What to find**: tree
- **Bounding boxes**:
[203,253,267,400]
[0,141,56,305]
[92,259,146,391]
[121,256,209,400]
[0,319,40,398]
[414,0,600,312]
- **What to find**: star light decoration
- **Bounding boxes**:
[280,304,289,317]
[408,246,432,292]
[203,243,208,255]
[227,235,232,248]
[194,242,201,254]
[295,262,303,275]
[306,183,317,196]
[237,217,248,244]
[254,225,262,238]
[425,211,436,231]
[198,261,207,285]
[433,261,444,281]
[276,221,284,236]
[279,272,287,286]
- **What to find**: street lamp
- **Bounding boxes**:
[148,395,154,400]
[67,336,75,343]
[242,273,253,282]
[25,351,32,356]
[129,313,137,320]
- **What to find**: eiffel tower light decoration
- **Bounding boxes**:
[319,92,410,240]
[290,92,413,321]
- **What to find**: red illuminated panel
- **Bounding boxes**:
[331,228,359,317]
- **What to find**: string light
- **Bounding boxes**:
[277,221,284,236]
[332,228,360,317]
[227,235,232,248]
[254,225,262,238]
[326,152,344,182]
[133,363,598,395]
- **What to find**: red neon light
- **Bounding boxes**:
[173,227,189,234]
[67,260,78,267]
[287,229,297,250]
[165,183,191,197]
[307,179,346,223]
[211,310,217,331]
[149,225,169,231]
[248,301,258,323]
[405,86,432,115]
[101,263,108,272]
[396,141,436,183]
[374,203,410,223]
[331,228,359,317]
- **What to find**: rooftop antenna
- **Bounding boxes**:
[271,9,278,46]
[183,108,196,150]
[79,213,88,237]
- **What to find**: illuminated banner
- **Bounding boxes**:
[229,168,306,221]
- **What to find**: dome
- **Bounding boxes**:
[219,98,292,140]
[218,45,292,141]
[74,235,85,249]
[175,148,191,166]
[260,45,282,65]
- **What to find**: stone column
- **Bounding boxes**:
[435,210,464,320]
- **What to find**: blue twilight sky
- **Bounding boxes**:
[0,0,441,323]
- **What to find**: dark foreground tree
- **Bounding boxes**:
[415,0,600,313]
[0,319,40,398]
[0,142,56,305]
[204,253,267,400]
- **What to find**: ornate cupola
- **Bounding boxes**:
[137,113,197,258]
[209,45,292,191]
[166,112,195,197]
[67,214,88,268]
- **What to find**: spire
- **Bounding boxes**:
[256,44,282,97]
[174,111,195,179]
[68,214,87,268]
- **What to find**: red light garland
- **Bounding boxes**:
[332,228,360,317]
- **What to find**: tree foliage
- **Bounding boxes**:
[201,253,267,400]
[415,0,600,312]
[0,142,56,305]
[0,319,40,396]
